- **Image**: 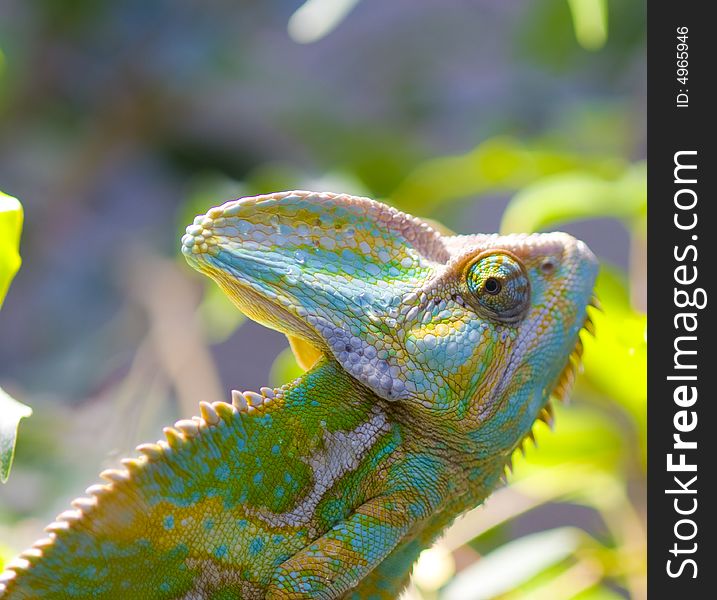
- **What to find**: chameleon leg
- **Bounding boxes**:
[266,492,417,600]
[341,535,423,600]
[343,505,460,600]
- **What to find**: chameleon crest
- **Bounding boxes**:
[1,191,598,599]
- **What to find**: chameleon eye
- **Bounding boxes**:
[465,253,530,322]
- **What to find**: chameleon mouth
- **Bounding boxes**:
[191,258,330,371]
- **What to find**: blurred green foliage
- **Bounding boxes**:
[0,388,31,485]
[242,166,648,599]
[0,0,645,596]
[0,192,30,485]
[0,191,22,308]
[195,131,645,598]
[401,135,646,597]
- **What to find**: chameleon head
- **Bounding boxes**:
[182,191,598,449]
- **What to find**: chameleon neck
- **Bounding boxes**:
[0,361,389,596]
[2,359,505,599]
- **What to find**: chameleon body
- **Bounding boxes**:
[0,191,598,599]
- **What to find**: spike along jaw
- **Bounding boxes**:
[182,192,597,448]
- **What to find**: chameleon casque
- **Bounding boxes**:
[0,191,598,599]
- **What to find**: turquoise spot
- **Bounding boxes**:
[214,544,228,559]
[249,537,265,556]
[168,478,185,495]
[214,464,230,482]
[274,486,285,499]
[80,565,97,578]
[204,518,214,531]
[163,515,174,530]
[271,444,281,455]
[253,472,263,484]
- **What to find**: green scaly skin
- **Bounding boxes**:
[0,191,598,599]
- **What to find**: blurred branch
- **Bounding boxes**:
[125,252,224,417]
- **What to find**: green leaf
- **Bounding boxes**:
[391,137,624,215]
[583,267,646,412]
[0,387,32,483]
[573,586,626,600]
[514,403,625,476]
[440,527,584,600]
[0,191,23,308]
[567,0,608,50]
[500,162,646,234]
[581,266,647,465]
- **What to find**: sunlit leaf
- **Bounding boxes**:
[567,0,608,50]
[583,267,646,411]
[0,387,32,483]
[512,466,625,514]
[581,266,646,463]
[0,191,23,308]
[440,528,585,600]
[412,544,455,592]
[391,137,624,215]
[0,541,16,571]
[500,162,646,234]
[573,585,626,600]
[513,403,624,476]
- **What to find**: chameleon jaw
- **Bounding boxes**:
[548,297,600,405]
[504,299,600,477]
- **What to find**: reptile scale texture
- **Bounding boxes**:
[0,191,599,599]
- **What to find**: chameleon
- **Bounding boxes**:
[0,190,598,599]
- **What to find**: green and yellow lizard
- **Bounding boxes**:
[0,191,598,599]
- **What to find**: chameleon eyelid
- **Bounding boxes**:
[462,251,531,323]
